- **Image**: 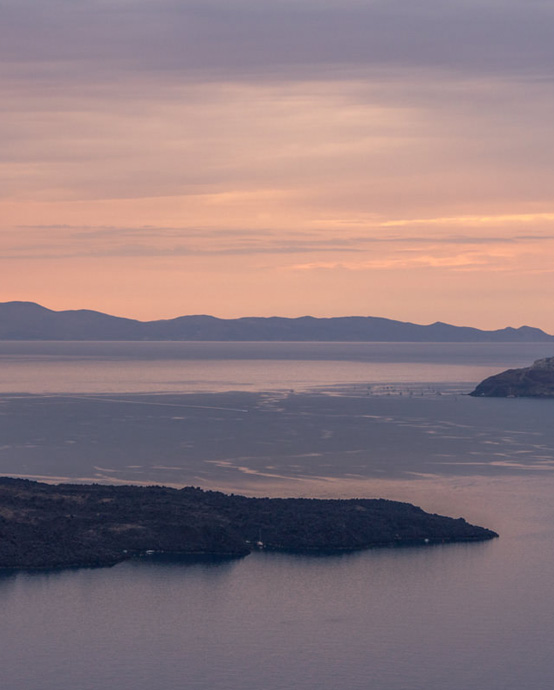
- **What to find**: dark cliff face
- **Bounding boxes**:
[470,357,554,398]
[0,479,497,570]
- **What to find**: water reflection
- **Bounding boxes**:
[0,535,527,690]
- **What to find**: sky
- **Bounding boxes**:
[2,0,554,330]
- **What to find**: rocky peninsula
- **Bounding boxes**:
[0,478,497,570]
[470,356,554,397]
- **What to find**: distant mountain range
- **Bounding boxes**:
[0,301,552,342]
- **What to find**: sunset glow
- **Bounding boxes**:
[2,0,554,329]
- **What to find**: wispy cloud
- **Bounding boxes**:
[378,213,554,229]
[288,254,520,274]
[2,0,554,326]
[3,221,554,264]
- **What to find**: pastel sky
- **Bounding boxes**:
[2,0,554,329]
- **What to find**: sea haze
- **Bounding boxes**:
[1,341,554,690]
[0,340,553,395]
[0,341,553,488]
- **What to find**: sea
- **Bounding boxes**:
[1,341,554,690]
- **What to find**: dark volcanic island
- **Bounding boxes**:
[470,356,554,397]
[0,478,497,569]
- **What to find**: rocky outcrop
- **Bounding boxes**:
[470,357,554,397]
[0,478,497,570]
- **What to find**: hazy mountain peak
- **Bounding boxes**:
[0,302,551,342]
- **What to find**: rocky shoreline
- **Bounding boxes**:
[0,478,497,570]
[470,356,554,397]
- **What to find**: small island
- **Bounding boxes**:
[0,478,497,569]
[470,356,554,397]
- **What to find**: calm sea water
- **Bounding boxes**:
[0,340,552,393]
[1,341,554,689]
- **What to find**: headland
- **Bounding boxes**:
[0,477,497,570]
[470,357,554,397]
